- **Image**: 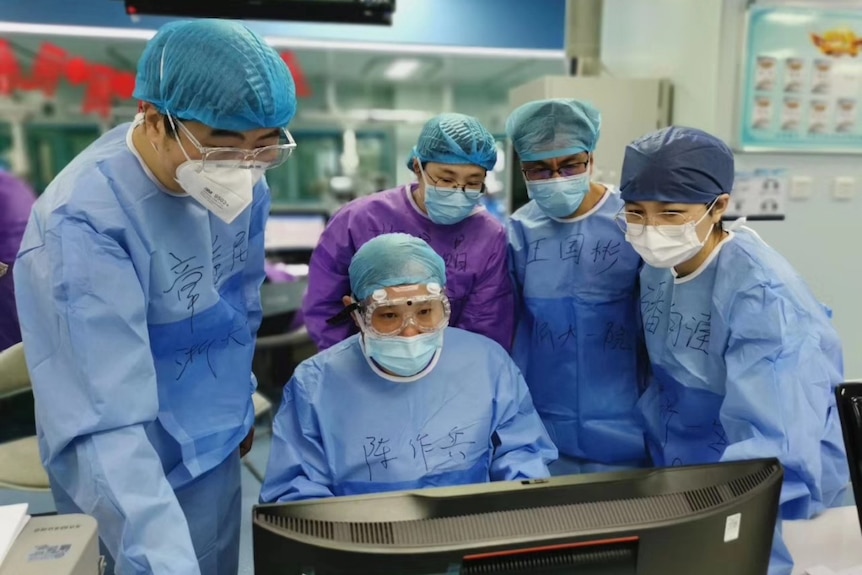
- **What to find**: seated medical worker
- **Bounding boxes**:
[302,113,514,352]
[506,99,646,475]
[14,20,297,575]
[618,126,848,575]
[260,233,557,502]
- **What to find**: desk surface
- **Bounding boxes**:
[785,506,862,574]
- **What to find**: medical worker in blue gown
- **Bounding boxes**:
[618,126,849,575]
[260,233,557,502]
[14,20,297,575]
[506,99,647,475]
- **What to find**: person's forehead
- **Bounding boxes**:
[426,162,485,175]
[522,152,589,167]
[381,284,430,299]
[625,200,703,210]
[183,120,281,143]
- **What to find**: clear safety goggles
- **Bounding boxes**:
[615,199,717,237]
[168,114,297,172]
[358,283,451,337]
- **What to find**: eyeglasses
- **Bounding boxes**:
[522,161,589,182]
[425,173,487,200]
[615,202,716,237]
[169,115,297,172]
[360,285,451,337]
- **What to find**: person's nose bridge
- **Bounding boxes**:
[400,321,420,337]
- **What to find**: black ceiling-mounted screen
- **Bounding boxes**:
[122,0,396,26]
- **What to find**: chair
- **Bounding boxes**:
[0,343,50,491]
[835,382,862,534]
[0,343,276,488]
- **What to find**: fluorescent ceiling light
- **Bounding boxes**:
[383,58,421,80]
[0,22,566,60]
[299,108,431,123]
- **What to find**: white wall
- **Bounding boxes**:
[602,0,862,377]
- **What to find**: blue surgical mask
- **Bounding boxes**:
[424,186,481,225]
[363,330,444,378]
[527,172,590,218]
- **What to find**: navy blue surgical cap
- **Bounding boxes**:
[619,126,735,204]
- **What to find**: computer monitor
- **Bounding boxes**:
[253,458,782,575]
[265,211,329,254]
[836,382,862,533]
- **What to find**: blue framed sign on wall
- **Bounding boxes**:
[740,6,862,153]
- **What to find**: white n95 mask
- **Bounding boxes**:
[625,221,712,268]
[175,162,263,224]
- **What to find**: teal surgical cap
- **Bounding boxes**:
[349,233,447,301]
[413,113,497,171]
[133,19,297,132]
[506,98,601,162]
[620,126,735,205]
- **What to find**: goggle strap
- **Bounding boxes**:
[326,301,361,326]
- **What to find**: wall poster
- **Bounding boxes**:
[741,6,862,152]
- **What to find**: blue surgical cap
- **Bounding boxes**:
[133,20,297,132]
[349,233,447,301]
[619,126,735,205]
[404,149,418,170]
[506,99,601,162]
[414,113,497,171]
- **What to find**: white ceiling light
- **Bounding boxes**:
[382,58,421,80]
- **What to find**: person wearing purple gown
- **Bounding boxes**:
[302,113,514,351]
[0,167,36,351]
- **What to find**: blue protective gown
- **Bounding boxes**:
[260,327,557,502]
[637,227,849,575]
[14,122,266,575]
[508,189,648,474]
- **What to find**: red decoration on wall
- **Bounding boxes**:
[0,41,147,117]
[0,39,21,96]
[111,72,136,100]
[65,57,91,85]
[82,65,116,119]
[280,51,312,98]
[22,42,67,96]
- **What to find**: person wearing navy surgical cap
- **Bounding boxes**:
[261,233,556,502]
[303,113,515,353]
[505,98,648,476]
[618,126,848,575]
[14,19,298,575]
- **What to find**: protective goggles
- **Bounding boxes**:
[328,283,451,337]
[168,114,297,172]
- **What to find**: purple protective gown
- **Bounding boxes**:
[303,184,514,351]
[0,170,36,351]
